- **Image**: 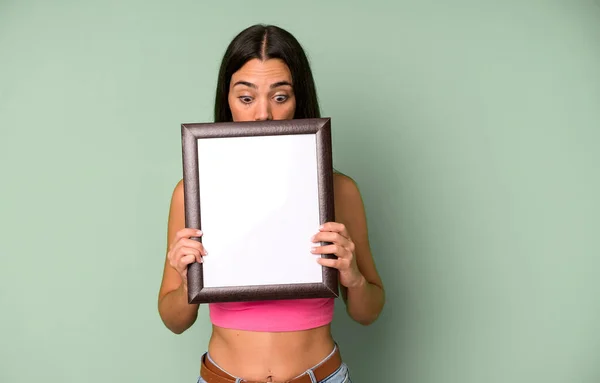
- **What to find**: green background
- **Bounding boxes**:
[1,1,599,382]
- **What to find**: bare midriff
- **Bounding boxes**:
[206,324,336,382]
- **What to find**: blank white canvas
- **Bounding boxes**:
[197,134,324,288]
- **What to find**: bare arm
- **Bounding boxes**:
[313,174,385,325]
[157,180,204,334]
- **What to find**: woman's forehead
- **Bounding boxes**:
[231,58,292,85]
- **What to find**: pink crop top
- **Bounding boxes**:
[209,298,335,332]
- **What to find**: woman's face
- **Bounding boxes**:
[228,58,296,122]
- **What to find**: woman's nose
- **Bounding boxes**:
[254,99,272,121]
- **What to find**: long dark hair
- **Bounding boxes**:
[214,24,321,122]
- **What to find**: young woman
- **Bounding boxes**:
[158,24,385,383]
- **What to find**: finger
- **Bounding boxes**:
[169,246,201,267]
[312,231,351,247]
[316,257,340,269]
[319,222,350,238]
[311,244,348,257]
[179,238,208,255]
[170,235,205,258]
[168,241,186,261]
[178,254,198,272]
[168,247,186,267]
[175,228,203,243]
[178,246,203,263]
[169,228,203,252]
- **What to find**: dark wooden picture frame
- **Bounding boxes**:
[181,118,339,304]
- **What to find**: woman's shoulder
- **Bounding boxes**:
[172,178,184,194]
[332,170,365,223]
[333,170,361,198]
[168,179,185,208]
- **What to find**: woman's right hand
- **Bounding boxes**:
[167,228,208,286]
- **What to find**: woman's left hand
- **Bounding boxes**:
[311,222,365,288]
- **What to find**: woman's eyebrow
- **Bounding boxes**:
[232,80,292,89]
[232,81,256,88]
[270,81,293,89]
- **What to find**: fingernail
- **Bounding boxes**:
[197,230,203,235]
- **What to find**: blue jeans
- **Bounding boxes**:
[197,348,352,383]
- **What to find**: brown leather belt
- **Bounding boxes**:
[200,348,342,383]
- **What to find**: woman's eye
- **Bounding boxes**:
[239,96,253,104]
[274,95,288,103]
